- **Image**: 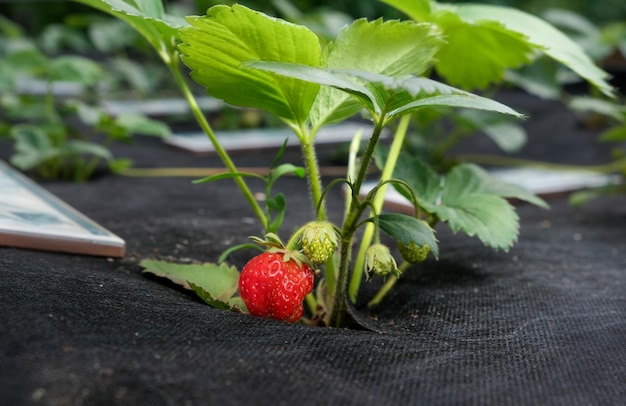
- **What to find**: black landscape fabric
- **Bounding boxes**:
[1,91,625,405]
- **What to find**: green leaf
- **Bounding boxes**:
[433,163,538,249]
[86,111,171,142]
[48,56,103,86]
[115,112,171,138]
[455,110,527,153]
[447,3,614,96]
[245,61,378,116]
[87,18,139,53]
[267,193,287,233]
[1,94,48,121]
[327,19,442,80]
[309,18,444,128]
[69,100,103,126]
[10,125,57,170]
[179,4,321,125]
[446,164,548,209]
[436,193,519,250]
[569,96,625,123]
[248,65,523,123]
[107,57,157,94]
[271,163,306,180]
[337,71,524,120]
[108,157,132,173]
[382,81,524,120]
[600,125,626,142]
[386,1,613,96]
[388,153,546,250]
[266,193,286,212]
[38,23,92,54]
[376,213,439,258]
[568,184,626,207]
[504,56,563,100]
[72,0,185,60]
[0,14,25,38]
[380,0,432,21]
[480,121,526,153]
[141,259,243,310]
[374,146,442,212]
[63,140,114,161]
[2,49,49,78]
[428,8,538,90]
[188,282,246,311]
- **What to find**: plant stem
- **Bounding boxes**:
[324,253,336,301]
[328,229,356,328]
[327,120,387,327]
[348,115,411,303]
[367,261,410,308]
[344,130,363,222]
[305,293,317,316]
[353,121,386,193]
[301,138,327,220]
[168,59,268,230]
[325,131,362,306]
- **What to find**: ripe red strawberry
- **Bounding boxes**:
[238,251,314,322]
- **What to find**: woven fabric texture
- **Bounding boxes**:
[1,92,625,405]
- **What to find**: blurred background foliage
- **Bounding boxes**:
[1,0,625,34]
[1,0,624,193]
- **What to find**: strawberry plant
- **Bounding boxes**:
[74,0,612,328]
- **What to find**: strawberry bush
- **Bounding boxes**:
[74,0,612,328]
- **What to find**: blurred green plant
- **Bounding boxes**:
[371,0,615,176]
[520,8,626,206]
[0,16,170,181]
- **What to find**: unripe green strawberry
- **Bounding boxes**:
[238,251,314,322]
[301,221,338,264]
[364,243,399,278]
[397,241,430,263]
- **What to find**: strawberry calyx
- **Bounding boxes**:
[249,232,315,270]
[364,243,399,279]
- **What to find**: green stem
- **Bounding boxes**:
[305,293,317,316]
[328,229,355,327]
[326,120,387,327]
[326,130,363,305]
[168,59,268,231]
[367,261,410,308]
[323,253,337,302]
[344,130,363,223]
[348,115,411,303]
[353,120,386,193]
[301,137,327,221]
[285,227,304,250]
